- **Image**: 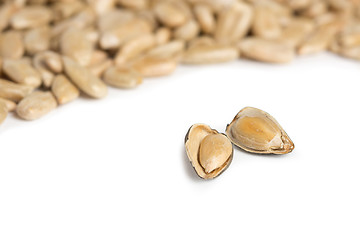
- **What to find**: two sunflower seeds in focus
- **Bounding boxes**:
[185,107,294,180]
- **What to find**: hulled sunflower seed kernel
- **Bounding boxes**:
[3,58,42,87]
[24,26,51,56]
[60,27,94,66]
[154,1,188,28]
[239,37,295,63]
[103,67,142,89]
[132,56,178,78]
[0,79,34,103]
[11,6,52,30]
[51,74,80,105]
[0,31,24,60]
[193,3,216,34]
[16,91,57,121]
[62,56,108,99]
[182,45,239,64]
[115,33,156,67]
[0,101,8,125]
[0,98,16,112]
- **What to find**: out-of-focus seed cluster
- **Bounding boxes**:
[0,0,359,124]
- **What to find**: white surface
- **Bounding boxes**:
[0,53,360,240]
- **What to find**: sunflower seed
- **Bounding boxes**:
[239,37,295,63]
[2,58,42,87]
[24,26,51,56]
[0,97,16,112]
[62,56,108,98]
[51,74,80,105]
[147,40,185,59]
[118,0,148,10]
[0,79,34,102]
[103,66,142,89]
[16,91,57,121]
[0,31,24,60]
[132,56,177,78]
[182,45,239,64]
[154,27,172,46]
[174,20,200,41]
[252,4,282,39]
[115,33,156,66]
[100,18,152,49]
[0,101,8,125]
[11,6,52,29]
[194,3,215,34]
[60,27,94,66]
[215,1,253,44]
[154,1,188,28]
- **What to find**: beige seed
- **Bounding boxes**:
[173,20,200,41]
[53,1,85,21]
[298,21,341,55]
[60,27,94,66]
[33,52,56,88]
[0,79,33,102]
[226,107,294,154]
[103,67,142,89]
[118,0,148,10]
[87,0,115,16]
[252,5,282,40]
[339,32,360,48]
[11,6,52,29]
[0,101,8,125]
[100,18,152,49]
[182,45,239,64]
[115,34,156,66]
[2,59,42,87]
[24,26,50,56]
[42,51,63,73]
[0,3,17,32]
[286,0,312,10]
[188,36,216,49]
[147,40,185,59]
[154,27,172,46]
[240,37,295,63]
[0,31,24,60]
[97,9,135,33]
[51,75,80,105]
[16,91,57,121]
[137,9,159,30]
[132,56,177,78]
[0,97,16,112]
[51,8,96,39]
[301,0,328,18]
[87,51,112,77]
[338,46,360,60]
[89,59,113,78]
[186,0,236,12]
[215,1,253,44]
[277,18,315,47]
[62,56,108,99]
[194,3,215,34]
[337,23,360,48]
[185,123,233,179]
[199,134,233,174]
[154,1,187,28]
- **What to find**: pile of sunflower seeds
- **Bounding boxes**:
[0,0,359,124]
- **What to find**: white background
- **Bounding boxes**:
[0,53,359,240]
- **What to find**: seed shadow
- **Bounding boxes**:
[181,146,203,182]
